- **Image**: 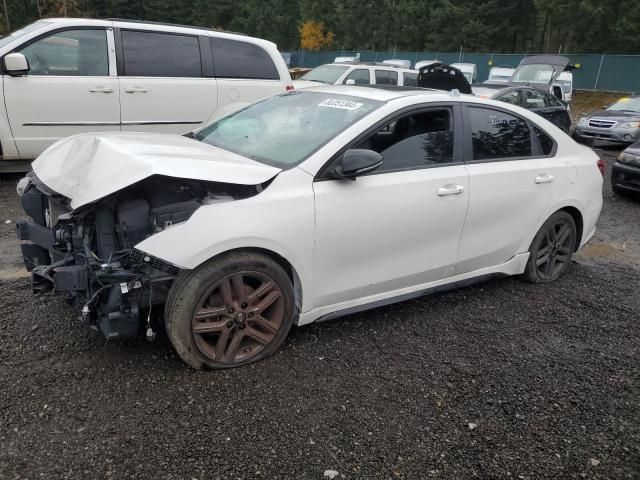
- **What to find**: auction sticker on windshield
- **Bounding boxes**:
[318,99,364,111]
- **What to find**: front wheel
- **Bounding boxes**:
[523,211,577,284]
[165,252,295,369]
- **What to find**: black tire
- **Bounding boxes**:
[611,182,624,196]
[165,252,295,369]
[523,211,577,284]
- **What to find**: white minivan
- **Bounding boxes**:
[0,18,292,171]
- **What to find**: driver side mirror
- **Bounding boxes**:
[551,84,563,99]
[4,53,29,76]
[333,149,383,180]
[345,79,356,85]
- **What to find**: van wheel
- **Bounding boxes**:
[523,211,576,284]
[166,252,295,369]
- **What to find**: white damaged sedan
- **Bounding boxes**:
[16,86,603,369]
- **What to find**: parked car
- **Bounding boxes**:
[556,71,574,102]
[485,66,515,84]
[334,55,360,63]
[573,95,640,146]
[418,63,571,133]
[612,140,640,195]
[451,63,477,83]
[16,86,603,369]
[473,85,572,132]
[294,62,419,89]
[414,59,439,70]
[510,55,575,102]
[381,59,412,68]
[0,18,292,172]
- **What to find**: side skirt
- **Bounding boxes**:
[297,253,529,326]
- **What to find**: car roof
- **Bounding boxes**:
[303,84,458,102]
[42,17,264,45]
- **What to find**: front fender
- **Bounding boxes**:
[135,168,316,311]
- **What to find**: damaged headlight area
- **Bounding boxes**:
[16,174,264,339]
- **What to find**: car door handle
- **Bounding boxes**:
[535,174,554,184]
[89,86,114,93]
[124,87,148,94]
[437,184,465,196]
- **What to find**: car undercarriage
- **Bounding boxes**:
[16,174,263,339]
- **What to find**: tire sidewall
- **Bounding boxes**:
[525,212,577,284]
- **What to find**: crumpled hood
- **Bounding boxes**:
[32,132,281,209]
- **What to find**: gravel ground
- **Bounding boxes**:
[0,150,639,479]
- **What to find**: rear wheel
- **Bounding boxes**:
[523,211,577,284]
[166,252,295,369]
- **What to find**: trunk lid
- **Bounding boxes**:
[32,132,281,209]
[416,62,473,94]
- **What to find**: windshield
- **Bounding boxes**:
[301,64,350,84]
[195,91,383,168]
[512,64,559,84]
[607,97,640,113]
[0,21,50,50]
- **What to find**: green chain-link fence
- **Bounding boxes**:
[284,50,640,92]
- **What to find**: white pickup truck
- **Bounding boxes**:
[0,18,292,172]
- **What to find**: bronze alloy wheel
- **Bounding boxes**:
[190,271,285,364]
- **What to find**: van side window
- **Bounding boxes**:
[211,38,279,80]
[354,108,454,172]
[469,107,532,160]
[375,70,398,85]
[121,30,202,77]
[19,29,108,76]
[403,72,418,87]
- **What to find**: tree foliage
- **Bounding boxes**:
[298,20,335,51]
[0,0,638,54]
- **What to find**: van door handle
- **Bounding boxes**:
[89,86,114,93]
[535,173,554,184]
[437,184,465,196]
[124,87,148,94]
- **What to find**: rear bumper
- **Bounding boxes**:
[612,161,640,193]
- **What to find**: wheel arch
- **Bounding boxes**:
[558,206,584,252]
[200,246,304,323]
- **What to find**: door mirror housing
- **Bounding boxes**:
[345,79,356,85]
[551,84,563,99]
[4,53,29,76]
[333,149,383,179]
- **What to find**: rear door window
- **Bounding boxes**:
[211,37,279,80]
[121,30,202,77]
[468,107,532,160]
[523,89,547,109]
[375,70,398,85]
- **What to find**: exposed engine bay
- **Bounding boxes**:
[16,174,265,339]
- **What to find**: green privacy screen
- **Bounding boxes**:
[285,51,640,93]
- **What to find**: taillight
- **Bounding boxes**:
[597,158,605,177]
[286,85,294,91]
